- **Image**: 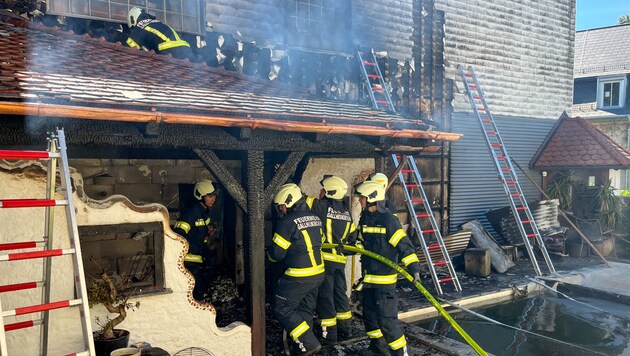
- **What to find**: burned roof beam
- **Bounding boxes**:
[194,148,248,213]
[263,151,306,207]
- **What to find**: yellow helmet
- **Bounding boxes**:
[369,172,388,189]
[193,179,216,200]
[354,181,385,203]
[127,7,143,28]
[273,183,303,208]
[320,175,348,200]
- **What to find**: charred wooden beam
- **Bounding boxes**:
[263,151,306,207]
[194,149,248,214]
[246,150,266,356]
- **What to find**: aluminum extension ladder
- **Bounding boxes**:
[356,49,396,112]
[457,65,556,276]
[0,129,95,355]
[391,154,462,295]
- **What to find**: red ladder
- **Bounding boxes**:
[356,49,396,112]
[0,129,95,355]
[391,154,462,295]
[457,65,555,276]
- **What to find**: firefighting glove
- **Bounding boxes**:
[412,272,421,286]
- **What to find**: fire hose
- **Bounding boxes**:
[322,243,488,356]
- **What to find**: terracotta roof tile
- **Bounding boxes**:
[531,116,630,169]
[0,16,460,141]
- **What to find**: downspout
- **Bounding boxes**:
[627,119,629,189]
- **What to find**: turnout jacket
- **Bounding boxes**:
[173,202,214,264]
[127,18,190,56]
[268,200,325,282]
[306,196,357,269]
[359,209,421,289]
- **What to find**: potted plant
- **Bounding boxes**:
[87,260,140,356]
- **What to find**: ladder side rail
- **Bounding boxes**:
[41,132,58,356]
[391,155,442,294]
[356,51,379,109]
[468,68,555,274]
[370,50,396,113]
[0,298,7,356]
[407,157,462,291]
[57,130,96,355]
[460,66,546,276]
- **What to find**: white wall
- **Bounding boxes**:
[0,160,250,355]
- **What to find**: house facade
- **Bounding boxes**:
[572,24,630,192]
[0,0,576,355]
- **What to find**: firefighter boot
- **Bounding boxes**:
[319,325,338,345]
[337,319,353,341]
[367,337,390,355]
[291,332,322,356]
[390,345,409,356]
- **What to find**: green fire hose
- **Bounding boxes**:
[322,243,488,356]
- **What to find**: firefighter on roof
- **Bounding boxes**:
[269,183,325,355]
[173,179,218,301]
[355,181,421,356]
[126,7,192,59]
[306,175,357,343]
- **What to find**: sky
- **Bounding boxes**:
[576,0,630,30]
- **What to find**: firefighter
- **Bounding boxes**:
[173,179,218,301]
[354,181,422,356]
[126,7,192,59]
[307,176,357,343]
[269,183,325,355]
[368,172,398,215]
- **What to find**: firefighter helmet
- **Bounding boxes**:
[369,172,388,189]
[127,7,143,28]
[320,175,348,200]
[193,180,216,200]
[273,183,303,208]
[354,181,385,203]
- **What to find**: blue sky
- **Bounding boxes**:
[576,0,630,30]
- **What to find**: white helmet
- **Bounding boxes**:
[127,7,143,28]
[354,181,385,203]
[320,175,348,200]
[369,172,388,189]
[274,183,303,208]
[194,180,216,200]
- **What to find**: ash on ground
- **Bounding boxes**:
[206,276,246,327]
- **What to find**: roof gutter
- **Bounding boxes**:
[0,102,462,142]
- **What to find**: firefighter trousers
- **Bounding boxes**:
[363,288,407,356]
[315,267,352,342]
[274,276,323,352]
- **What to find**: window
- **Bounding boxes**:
[597,76,627,109]
[285,0,351,52]
[47,0,203,34]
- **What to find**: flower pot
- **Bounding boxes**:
[94,329,130,356]
[110,347,141,356]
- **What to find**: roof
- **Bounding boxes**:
[530,113,630,170]
[574,24,630,79]
[0,14,460,143]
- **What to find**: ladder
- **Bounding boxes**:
[0,129,95,355]
[391,154,461,295]
[457,65,555,276]
[356,49,396,112]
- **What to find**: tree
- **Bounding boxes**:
[620,14,630,25]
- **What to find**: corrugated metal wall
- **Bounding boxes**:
[449,113,556,234]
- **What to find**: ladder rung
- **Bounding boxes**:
[0,199,67,208]
[516,206,527,211]
[0,241,44,251]
[4,319,43,332]
[527,234,537,238]
[372,87,384,92]
[482,119,491,123]
[363,61,376,66]
[3,299,81,317]
[376,100,389,104]
[505,181,516,184]
[367,74,380,79]
[405,184,419,188]
[478,108,487,111]
[468,84,477,89]
[521,220,532,224]
[416,213,430,218]
[401,169,413,173]
[511,193,521,197]
[411,199,425,203]
[473,95,481,100]
[486,131,496,134]
[464,73,472,77]
[502,168,511,172]
[0,248,75,261]
[439,277,454,283]
[422,229,436,234]
[0,281,42,293]
[0,150,59,160]
[427,244,441,250]
[67,352,91,356]
[433,261,447,266]
[491,143,502,147]
[496,155,506,159]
